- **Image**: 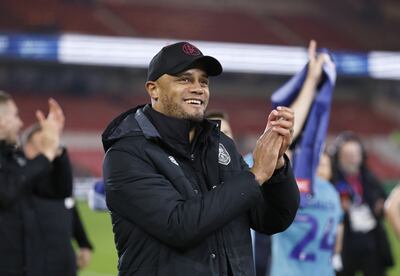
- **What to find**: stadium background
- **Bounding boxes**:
[0,0,399,275]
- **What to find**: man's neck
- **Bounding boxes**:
[189,128,196,143]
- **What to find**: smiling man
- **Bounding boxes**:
[102,42,300,276]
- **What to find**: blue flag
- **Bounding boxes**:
[271,57,336,201]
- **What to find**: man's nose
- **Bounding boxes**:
[189,81,204,93]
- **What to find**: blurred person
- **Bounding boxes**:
[102,41,300,276]
[0,91,67,276]
[88,178,108,211]
[266,41,343,276]
[270,151,344,276]
[205,110,234,139]
[239,40,341,276]
[330,131,394,276]
[22,123,94,276]
[385,183,400,238]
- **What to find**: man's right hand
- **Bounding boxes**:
[250,127,282,185]
[35,98,65,161]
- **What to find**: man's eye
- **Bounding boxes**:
[179,78,190,82]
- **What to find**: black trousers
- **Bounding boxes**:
[254,232,272,276]
[337,231,386,276]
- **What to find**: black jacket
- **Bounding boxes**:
[0,142,72,276]
[102,105,300,276]
[32,149,93,276]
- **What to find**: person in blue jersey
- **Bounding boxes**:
[269,41,344,276]
[270,152,343,276]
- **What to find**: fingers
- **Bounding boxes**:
[267,107,294,125]
[36,110,46,125]
[49,98,64,116]
[49,98,59,109]
[307,40,335,77]
[271,120,292,130]
[275,106,294,122]
[316,53,325,69]
[48,98,65,121]
[308,40,317,61]
[271,126,291,137]
[265,109,279,132]
[47,98,65,133]
[266,106,294,135]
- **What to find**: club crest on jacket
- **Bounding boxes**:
[218,143,231,165]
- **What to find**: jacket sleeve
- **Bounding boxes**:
[32,148,73,199]
[0,154,52,208]
[104,148,263,249]
[248,154,300,234]
[72,206,94,250]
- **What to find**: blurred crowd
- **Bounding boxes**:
[1,39,400,276]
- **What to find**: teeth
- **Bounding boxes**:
[185,99,202,105]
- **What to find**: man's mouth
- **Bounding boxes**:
[184,99,203,106]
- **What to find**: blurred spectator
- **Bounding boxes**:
[88,179,108,211]
[269,41,343,276]
[0,91,66,276]
[205,111,234,139]
[22,123,93,275]
[385,182,400,239]
[330,131,394,276]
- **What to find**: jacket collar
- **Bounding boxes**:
[135,106,161,140]
[102,104,219,153]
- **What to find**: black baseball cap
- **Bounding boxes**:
[147,42,223,81]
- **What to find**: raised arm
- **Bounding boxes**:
[291,40,333,140]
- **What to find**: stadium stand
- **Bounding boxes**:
[0,0,115,35]
[1,0,399,50]
[272,15,361,50]
[105,2,286,44]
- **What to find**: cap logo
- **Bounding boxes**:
[182,43,201,56]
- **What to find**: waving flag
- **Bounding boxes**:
[271,56,336,202]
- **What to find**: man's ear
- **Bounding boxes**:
[145,81,159,101]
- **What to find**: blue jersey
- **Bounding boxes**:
[270,177,343,276]
[243,153,253,168]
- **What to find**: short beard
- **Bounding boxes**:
[159,95,205,122]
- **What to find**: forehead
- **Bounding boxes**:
[174,68,208,77]
[0,99,17,114]
[340,141,362,155]
[342,140,361,150]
